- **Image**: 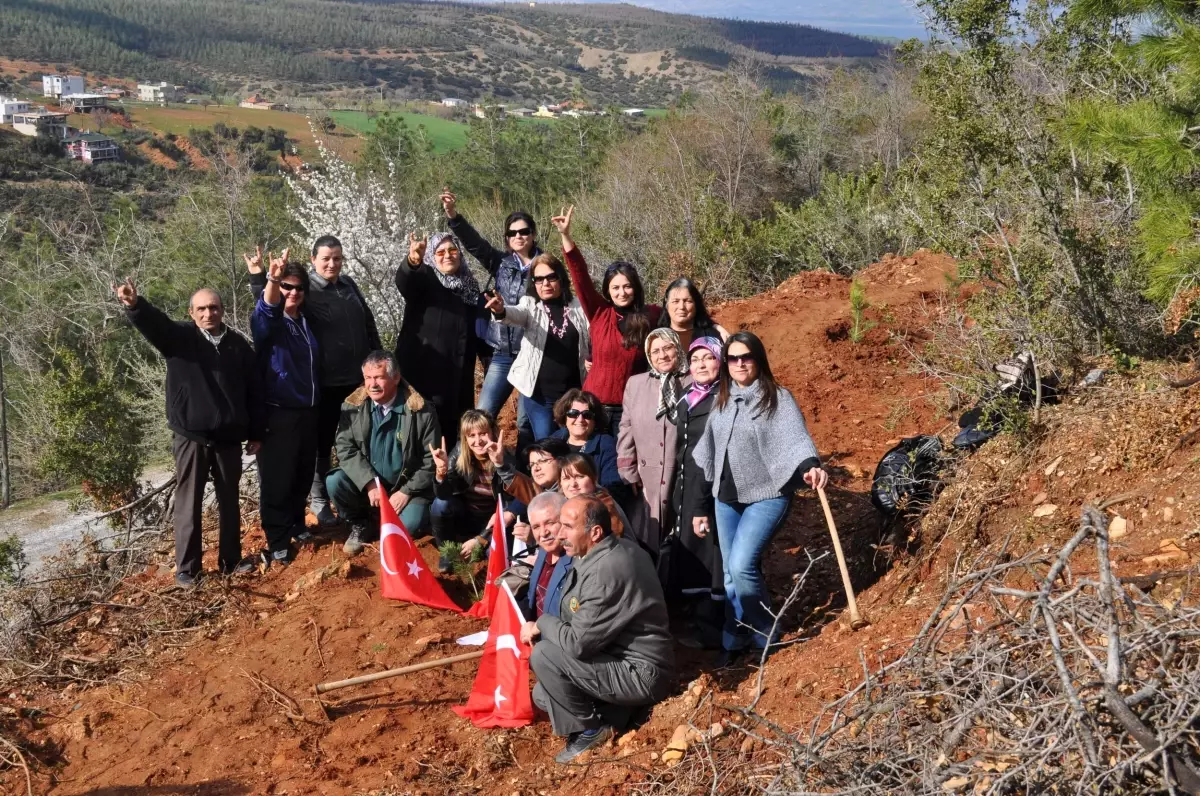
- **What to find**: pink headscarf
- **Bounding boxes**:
[685,336,723,409]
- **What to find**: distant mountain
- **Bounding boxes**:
[0,0,889,105]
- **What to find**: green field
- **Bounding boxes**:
[329,110,468,152]
[127,104,328,158]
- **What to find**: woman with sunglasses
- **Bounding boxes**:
[658,277,728,353]
[245,246,319,567]
[549,388,625,503]
[395,230,482,440]
[667,336,724,644]
[441,190,538,437]
[483,253,590,443]
[551,206,659,433]
[616,328,688,552]
[693,332,828,665]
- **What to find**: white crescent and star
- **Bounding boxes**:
[494,686,507,706]
[380,521,414,576]
[406,558,422,577]
[495,634,521,660]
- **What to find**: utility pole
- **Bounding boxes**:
[0,348,10,508]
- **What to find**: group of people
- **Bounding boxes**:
[113,192,828,764]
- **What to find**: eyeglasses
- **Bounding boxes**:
[434,248,460,258]
[565,409,595,420]
[279,283,306,293]
[506,227,533,238]
[532,273,560,284]
[726,353,755,365]
[529,456,556,467]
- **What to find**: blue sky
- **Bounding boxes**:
[587,0,928,38]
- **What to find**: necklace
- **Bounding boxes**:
[546,305,570,339]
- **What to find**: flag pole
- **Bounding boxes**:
[315,650,484,694]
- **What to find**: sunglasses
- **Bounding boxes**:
[506,227,533,238]
[279,283,306,293]
[726,353,755,365]
[532,273,560,284]
[434,248,460,258]
[565,409,595,420]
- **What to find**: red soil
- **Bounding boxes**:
[9,249,1198,794]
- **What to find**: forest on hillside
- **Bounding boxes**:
[0,0,1197,524]
[0,0,886,105]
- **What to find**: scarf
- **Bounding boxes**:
[685,335,722,409]
[424,231,480,306]
[645,327,687,423]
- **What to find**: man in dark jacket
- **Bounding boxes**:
[247,247,319,567]
[520,496,674,764]
[115,278,264,587]
[325,351,440,555]
[249,235,381,528]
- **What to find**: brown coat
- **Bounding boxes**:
[617,372,684,550]
[501,473,627,538]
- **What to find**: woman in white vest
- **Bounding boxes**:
[483,252,590,443]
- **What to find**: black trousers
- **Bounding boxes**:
[431,495,495,547]
[172,434,243,577]
[311,384,358,506]
[257,406,319,551]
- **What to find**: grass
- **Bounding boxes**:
[126,104,329,158]
[328,110,468,152]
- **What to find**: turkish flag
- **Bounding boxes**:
[465,493,507,619]
[378,479,462,613]
[452,581,534,728]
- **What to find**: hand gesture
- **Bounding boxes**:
[483,292,505,317]
[243,245,264,275]
[804,467,829,491]
[430,436,449,480]
[440,187,458,219]
[267,247,290,281]
[513,519,533,545]
[550,205,574,238]
[408,232,427,267]
[692,516,709,539]
[113,277,138,307]
[485,437,505,467]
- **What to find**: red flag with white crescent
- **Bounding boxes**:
[378,479,462,613]
[452,581,534,728]
[466,492,508,619]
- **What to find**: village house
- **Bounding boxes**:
[63,132,120,164]
[239,93,282,111]
[59,93,109,112]
[441,97,468,109]
[42,74,85,99]
[138,82,183,104]
[0,96,30,125]
[11,109,70,138]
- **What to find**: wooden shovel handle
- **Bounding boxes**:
[817,486,864,626]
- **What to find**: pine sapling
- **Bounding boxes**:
[437,540,486,600]
[849,279,875,343]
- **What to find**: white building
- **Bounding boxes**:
[0,96,30,124]
[441,97,468,108]
[138,82,182,103]
[43,74,85,99]
[12,110,70,138]
[622,108,646,117]
[59,93,108,112]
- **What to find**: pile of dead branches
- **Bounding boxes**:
[656,505,1200,793]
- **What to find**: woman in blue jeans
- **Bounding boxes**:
[692,331,827,666]
[483,252,590,443]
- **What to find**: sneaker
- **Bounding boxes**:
[555,726,613,764]
[312,503,339,528]
[220,557,257,576]
[260,548,292,568]
[343,523,368,556]
[174,571,200,589]
[294,529,316,544]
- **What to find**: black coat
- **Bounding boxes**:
[394,262,480,438]
[125,297,266,445]
[667,392,722,596]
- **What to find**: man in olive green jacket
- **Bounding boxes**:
[326,351,441,555]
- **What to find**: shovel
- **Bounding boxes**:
[817,486,869,630]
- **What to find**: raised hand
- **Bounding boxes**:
[485,437,505,467]
[440,187,458,219]
[430,436,450,480]
[267,247,290,281]
[408,232,427,267]
[243,245,264,275]
[113,277,138,307]
[550,205,575,238]
[483,292,505,317]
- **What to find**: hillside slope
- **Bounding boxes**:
[0,0,887,106]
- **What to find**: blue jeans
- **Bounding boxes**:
[477,353,530,441]
[521,393,559,443]
[715,496,792,651]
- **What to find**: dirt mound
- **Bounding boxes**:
[3,250,1004,794]
[137,141,178,170]
[173,136,212,171]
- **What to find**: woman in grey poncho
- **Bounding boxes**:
[692,331,828,665]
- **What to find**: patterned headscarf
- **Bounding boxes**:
[685,336,723,409]
[424,231,480,306]
[645,327,687,423]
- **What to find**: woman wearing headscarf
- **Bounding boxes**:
[616,327,689,552]
[552,206,660,433]
[665,336,725,644]
[395,230,482,440]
